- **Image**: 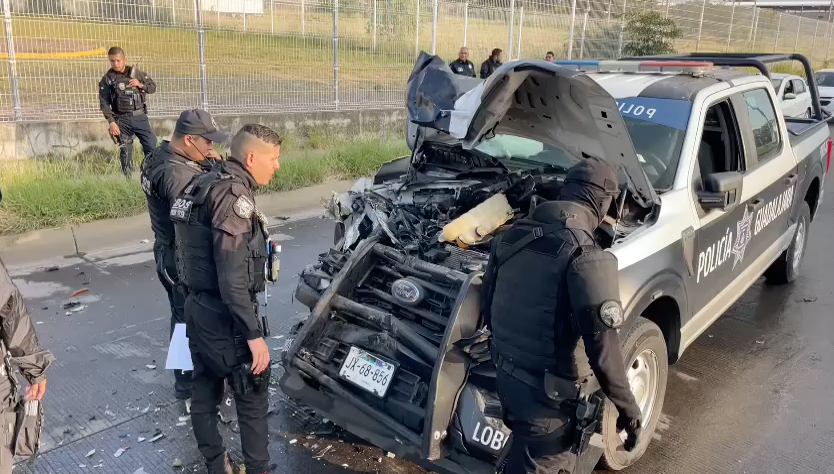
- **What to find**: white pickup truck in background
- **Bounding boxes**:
[771,73,813,117]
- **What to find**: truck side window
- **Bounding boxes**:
[741,88,781,164]
[695,100,743,191]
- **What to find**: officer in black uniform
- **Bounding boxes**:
[449,46,476,77]
[99,46,158,176]
[483,156,643,474]
[140,109,227,400]
[480,48,503,79]
[172,124,281,474]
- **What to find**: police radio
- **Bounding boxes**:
[261,239,281,338]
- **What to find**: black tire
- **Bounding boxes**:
[765,200,811,285]
[599,318,668,471]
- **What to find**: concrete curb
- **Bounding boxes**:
[0,180,352,267]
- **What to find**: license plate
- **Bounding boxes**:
[338,346,396,397]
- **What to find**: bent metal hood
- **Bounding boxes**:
[406,52,659,208]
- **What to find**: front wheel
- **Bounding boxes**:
[765,200,811,284]
[599,318,668,471]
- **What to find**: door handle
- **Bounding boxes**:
[785,173,798,185]
[749,198,765,212]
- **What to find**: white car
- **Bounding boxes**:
[771,73,813,117]
[814,69,834,113]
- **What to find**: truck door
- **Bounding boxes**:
[731,87,797,267]
[687,98,749,311]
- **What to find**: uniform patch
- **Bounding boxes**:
[170,197,193,222]
[140,173,152,196]
[233,195,254,219]
[599,300,624,329]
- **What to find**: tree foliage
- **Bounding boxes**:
[622,10,681,57]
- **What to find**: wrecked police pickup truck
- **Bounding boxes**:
[280,53,830,473]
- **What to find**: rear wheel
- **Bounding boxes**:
[599,318,668,470]
[765,200,811,284]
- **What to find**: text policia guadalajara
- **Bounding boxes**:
[696,185,795,283]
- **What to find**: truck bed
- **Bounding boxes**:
[784,116,829,152]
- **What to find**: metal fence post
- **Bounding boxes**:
[567,0,578,59]
[726,2,736,52]
[774,14,781,53]
[579,10,588,59]
[664,0,670,19]
[172,0,177,25]
[826,22,833,63]
[372,0,377,50]
[271,0,274,34]
[795,15,801,50]
[812,20,820,62]
[194,0,208,111]
[463,1,468,46]
[751,7,759,49]
[333,0,339,109]
[415,0,420,58]
[507,0,515,61]
[695,0,705,51]
[2,0,20,121]
[243,5,246,32]
[431,0,437,54]
[618,0,626,57]
[302,0,306,35]
[607,0,612,21]
[516,3,523,59]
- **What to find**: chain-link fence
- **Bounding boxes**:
[1,0,834,122]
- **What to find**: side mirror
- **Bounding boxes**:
[697,171,743,211]
[784,93,797,100]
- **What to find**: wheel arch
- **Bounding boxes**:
[622,272,686,364]
[804,174,821,221]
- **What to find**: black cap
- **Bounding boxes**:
[174,109,228,143]
[564,156,619,196]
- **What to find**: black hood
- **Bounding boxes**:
[404,51,658,209]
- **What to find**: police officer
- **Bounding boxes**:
[140,109,227,400]
[480,48,503,79]
[172,124,281,474]
[449,46,476,77]
[99,46,158,176]
[483,157,642,474]
[0,187,54,474]
[545,51,555,62]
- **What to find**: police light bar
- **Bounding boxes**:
[554,59,714,76]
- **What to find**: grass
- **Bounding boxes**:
[0,137,410,236]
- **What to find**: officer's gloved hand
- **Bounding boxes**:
[616,410,642,452]
[454,327,492,363]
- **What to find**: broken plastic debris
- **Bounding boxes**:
[114,445,128,457]
[79,465,87,468]
[137,436,146,443]
[146,364,157,369]
[313,445,333,459]
[178,416,189,422]
[132,469,148,474]
[93,463,103,468]
[140,405,150,414]
[342,464,349,468]
[322,418,330,424]
[172,458,183,468]
[63,301,83,310]
[36,321,44,325]
[756,340,765,344]
[176,422,187,427]
[85,449,96,458]
[271,335,284,340]
[140,239,150,244]
[386,451,396,458]
[149,433,165,442]
[46,266,59,272]
[70,288,89,298]
[289,439,298,445]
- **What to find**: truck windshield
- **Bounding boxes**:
[474,97,690,190]
[816,71,834,87]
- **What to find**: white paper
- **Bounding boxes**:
[165,324,193,371]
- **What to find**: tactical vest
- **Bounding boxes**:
[140,148,174,245]
[490,218,597,380]
[171,171,267,297]
[107,68,143,115]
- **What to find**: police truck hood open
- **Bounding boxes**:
[405,52,659,208]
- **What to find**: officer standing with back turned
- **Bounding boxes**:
[99,46,158,176]
[171,124,281,474]
[483,157,643,474]
[140,109,227,401]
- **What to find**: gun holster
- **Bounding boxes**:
[573,393,602,455]
[230,362,271,396]
[12,399,44,459]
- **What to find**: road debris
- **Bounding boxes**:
[140,405,150,414]
[85,449,96,458]
[178,416,189,422]
[802,296,818,303]
[289,439,297,445]
[137,436,146,443]
[140,239,150,244]
[70,288,89,298]
[271,335,284,340]
[146,365,157,369]
[172,458,183,469]
[114,444,129,457]
[45,266,59,272]
[313,445,333,459]
[132,468,148,474]
[149,431,165,443]
[176,421,187,427]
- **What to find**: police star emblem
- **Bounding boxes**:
[731,207,753,269]
[233,195,255,219]
[600,300,624,329]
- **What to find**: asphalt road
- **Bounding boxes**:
[7,192,834,474]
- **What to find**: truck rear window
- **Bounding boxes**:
[616,97,691,189]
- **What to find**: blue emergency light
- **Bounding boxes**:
[553,59,714,75]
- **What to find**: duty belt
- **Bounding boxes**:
[493,350,599,400]
[117,109,146,117]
